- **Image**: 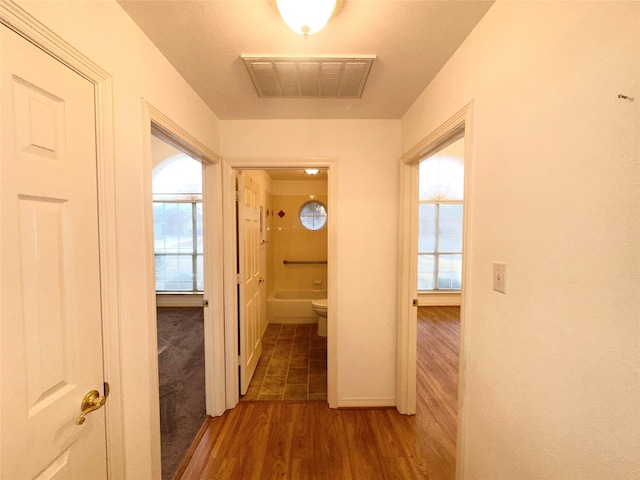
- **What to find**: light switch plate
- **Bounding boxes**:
[493,262,507,294]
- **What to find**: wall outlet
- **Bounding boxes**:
[493,262,507,294]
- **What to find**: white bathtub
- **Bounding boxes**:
[267,290,327,324]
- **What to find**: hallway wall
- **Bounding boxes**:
[16,1,221,478]
[402,2,640,478]
[221,120,401,405]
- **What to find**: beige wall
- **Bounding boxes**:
[221,120,401,404]
[13,0,640,478]
[151,135,182,169]
[16,2,221,479]
[271,180,328,292]
[403,2,639,478]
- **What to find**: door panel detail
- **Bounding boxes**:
[33,449,71,480]
[18,196,73,413]
[13,76,67,163]
[1,26,107,479]
[238,172,264,394]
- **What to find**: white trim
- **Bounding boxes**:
[221,161,238,410]
[402,105,467,164]
[418,292,462,307]
[457,104,475,480]
[141,101,225,478]
[140,103,163,479]
[396,158,419,415]
[221,157,339,409]
[202,159,227,417]
[147,104,220,165]
[156,294,204,308]
[337,398,396,408]
[0,1,125,477]
[397,102,474,477]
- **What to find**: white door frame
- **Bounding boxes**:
[140,101,225,473]
[397,102,473,473]
[0,1,125,476]
[221,157,339,409]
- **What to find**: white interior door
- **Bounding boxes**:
[0,26,108,478]
[237,171,263,394]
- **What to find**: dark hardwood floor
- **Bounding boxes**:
[178,306,460,480]
[415,306,460,478]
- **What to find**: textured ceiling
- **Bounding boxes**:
[118,0,494,120]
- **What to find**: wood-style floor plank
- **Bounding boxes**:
[179,307,460,479]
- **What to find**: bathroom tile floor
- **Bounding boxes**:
[241,323,327,401]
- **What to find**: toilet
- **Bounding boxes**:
[311,298,328,337]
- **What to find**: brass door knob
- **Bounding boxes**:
[76,383,110,425]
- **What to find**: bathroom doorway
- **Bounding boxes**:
[237,169,329,401]
[221,159,338,410]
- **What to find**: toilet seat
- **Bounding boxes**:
[311,298,328,312]
[312,299,328,337]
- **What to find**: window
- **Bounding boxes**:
[152,154,203,292]
[418,146,464,291]
[299,200,327,230]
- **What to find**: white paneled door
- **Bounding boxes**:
[237,172,263,395]
[0,26,108,478]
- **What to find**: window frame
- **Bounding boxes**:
[153,198,203,292]
[152,153,203,293]
[298,199,328,231]
[417,199,463,292]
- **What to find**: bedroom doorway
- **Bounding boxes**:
[151,137,206,479]
[142,105,223,479]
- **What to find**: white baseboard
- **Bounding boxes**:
[156,293,203,308]
[336,398,396,408]
[418,292,461,306]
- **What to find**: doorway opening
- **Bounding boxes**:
[236,169,329,402]
[221,159,338,410]
[414,136,465,477]
[417,137,464,301]
[142,103,222,480]
[151,137,206,479]
[397,103,472,475]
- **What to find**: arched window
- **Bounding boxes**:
[418,142,464,291]
[152,154,203,292]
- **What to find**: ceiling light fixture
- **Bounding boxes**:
[305,169,320,176]
[272,0,342,39]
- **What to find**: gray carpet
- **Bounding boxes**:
[157,307,206,480]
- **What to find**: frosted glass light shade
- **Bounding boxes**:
[275,0,339,37]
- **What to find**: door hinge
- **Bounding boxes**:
[235,191,240,202]
[238,355,242,366]
[203,299,209,307]
[412,299,419,307]
[236,274,242,284]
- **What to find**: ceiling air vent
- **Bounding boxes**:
[241,55,375,98]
